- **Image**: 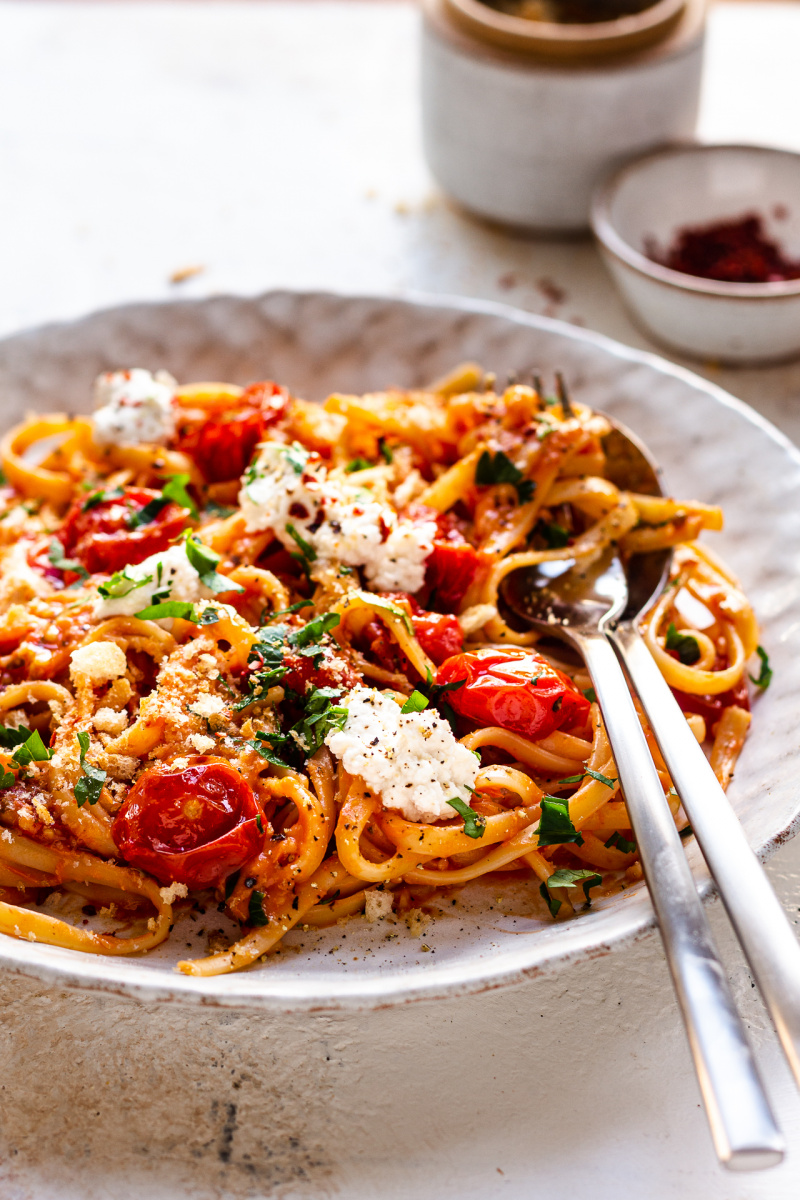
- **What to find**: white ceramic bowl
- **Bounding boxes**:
[1,291,800,1011]
[592,143,800,364]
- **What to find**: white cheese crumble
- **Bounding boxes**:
[70,641,127,685]
[93,543,231,620]
[92,368,178,447]
[325,686,479,823]
[239,443,437,593]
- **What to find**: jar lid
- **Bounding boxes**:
[443,0,689,59]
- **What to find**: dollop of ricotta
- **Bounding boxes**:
[94,543,224,620]
[325,686,479,823]
[239,443,437,593]
[92,368,177,446]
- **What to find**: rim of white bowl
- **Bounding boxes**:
[591,142,800,301]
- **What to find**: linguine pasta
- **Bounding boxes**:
[0,362,764,975]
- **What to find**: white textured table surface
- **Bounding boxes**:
[3,4,800,1198]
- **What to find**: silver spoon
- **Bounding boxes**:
[605,422,800,1099]
[501,421,783,1171]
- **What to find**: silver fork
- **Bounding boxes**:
[502,545,783,1169]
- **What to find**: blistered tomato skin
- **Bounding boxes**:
[436,647,591,741]
[59,487,190,574]
[112,760,264,889]
[177,381,289,483]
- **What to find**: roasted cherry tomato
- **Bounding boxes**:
[671,677,750,725]
[177,381,289,483]
[422,540,489,614]
[436,647,590,741]
[374,593,464,669]
[112,760,263,889]
[411,609,464,665]
[59,487,190,575]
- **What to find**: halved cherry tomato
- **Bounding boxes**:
[177,381,289,483]
[436,647,590,741]
[112,760,264,889]
[59,487,190,574]
[671,677,750,725]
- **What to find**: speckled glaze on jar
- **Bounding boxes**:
[420,0,707,232]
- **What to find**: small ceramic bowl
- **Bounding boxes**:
[591,143,800,364]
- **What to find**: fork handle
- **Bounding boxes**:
[611,621,800,1090]
[577,630,783,1170]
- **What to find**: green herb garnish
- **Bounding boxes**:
[536,796,584,848]
[475,449,534,504]
[604,831,636,854]
[161,472,197,517]
[81,485,123,512]
[134,600,199,621]
[248,889,269,926]
[12,729,53,768]
[665,623,700,666]
[446,796,486,839]
[97,567,152,600]
[74,730,106,807]
[536,520,570,549]
[749,645,772,690]
[540,868,602,916]
[556,769,617,790]
[345,458,372,474]
[185,534,243,594]
[0,724,31,750]
[401,690,429,714]
[48,538,88,582]
[126,495,170,529]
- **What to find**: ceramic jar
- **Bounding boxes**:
[420,0,707,232]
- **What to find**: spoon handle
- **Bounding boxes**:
[577,630,783,1170]
[611,621,800,1090]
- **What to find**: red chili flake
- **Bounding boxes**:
[648,212,800,284]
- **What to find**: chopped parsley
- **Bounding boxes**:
[289,612,340,648]
[98,567,152,600]
[126,494,170,529]
[556,769,617,790]
[475,449,534,504]
[417,672,466,735]
[345,458,372,473]
[293,687,349,756]
[248,889,269,926]
[283,444,310,475]
[665,623,700,666]
[74,731,106,807]
[248,731,292,771]
[48,538,88,582]
[135,599,199,621]
[285,523,317,574]
[535,519,570,549]
[161,472,197,517]
[446,796,486,839]
[185,534,243,594]
[204,500,236,519]
[269,599,314,620]
[401,690,429,714]
[540,868,602,917]
[749,645,772,690]
[536,796,584,847]
[0,724,31,750]
[12,728,53,768]
[81,485,123,512]
[605,831,636,854]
